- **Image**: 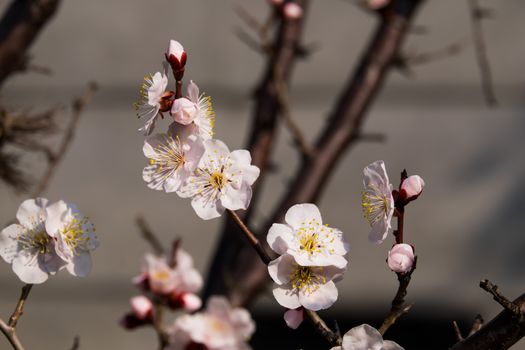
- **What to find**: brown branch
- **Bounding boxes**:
[305,310,342,346]
[135,215,165,256]
[378,259,416,335]
[32,82,97,197]
[0,318,24,350]
[8,284,33,328]
[450,292,525,350]
[468,314,483,336]
[204,0,310,299]
[227,210,272,265]
[0,0,61,87]
[224,0,426,307]
[467,0,497,107]
[453,320,465,342]
[480,279,524,321]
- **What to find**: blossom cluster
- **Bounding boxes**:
[266,203,349,327]
[361,160,424,274]
[136,40,260,220]
[0,198,98,284]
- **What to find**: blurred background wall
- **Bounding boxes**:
[0,0,524,348]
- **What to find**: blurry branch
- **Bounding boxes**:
[0,284,33,350]
[135,215,165,255]
[453,320,465,342]
[0,0,61,87]
[33,82,98,197]
[467,0,497,107]
[152,302,169,350]
[450,281,525,350]
[225,0,426,307]
[204,0,310,299]
[452,314,484,343]
[228,209,342,347]
[69,336,80,350]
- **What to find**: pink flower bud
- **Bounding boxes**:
[283,3,303,20]
[181,293,202,312]
[166,40,187,74]
[367,0,390,10]
[171,97,198,125]
[284,308,304,329]
[387,243,415,274]
[130,295,153,320]
[400,175,425,201]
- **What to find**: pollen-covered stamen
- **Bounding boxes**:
[17,222,50,254]
[61,215,95,255]
[296,219,337,256]
[149,136,186,180]
[290,265,326,294]
[361,184,390,225]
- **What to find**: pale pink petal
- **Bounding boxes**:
[368,219,389,244]
[266,223,293,255]
[191,195,224,220]
[16,198,48,228]
[167,40,185,61]
[400,175,425,199]
[12,250,48,284]
[181,293,202,312]
[221,183,251,211]
[0,224,21,263]
[298,280,338,311]
[342,324,384,350]
[45,200,69,237]
[284,308,303,329]
[268,254,295,285]
[273,285,301,309]
[66,253,92,277]
[187,80,200,102]
[131,295,153,319]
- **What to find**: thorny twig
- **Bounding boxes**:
[467,0,497,106]
[33,82,98,197]
[480,279,524,322]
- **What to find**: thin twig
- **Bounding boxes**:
[169,238,181,268]
[227,210,272,265]
[33,82,98,197]
[305,310,342,346]
[467,0,497,106]
[135,215,164,255]
[0,318,24,350]
[453,320,465,342]
[480,279,524,321]
[8,284,33,328]
[378,258,417,335]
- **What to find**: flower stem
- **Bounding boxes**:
[394,207,404,244]
[175,80,183,99]
[8,284,32,328]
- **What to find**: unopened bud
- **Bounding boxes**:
[387,243,415,274]
[181,293,202,312]
[400,175,425,202]
[283,3,303,20]
[166,40,187,79]
[171,97,197,125]
[130,295,153,320]
[284,308,304,329]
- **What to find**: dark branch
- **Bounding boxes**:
[135,215,165,256]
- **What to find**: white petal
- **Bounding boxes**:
[268,254,295,285]
[12,250,48,284]
[139,109,159,136]
[42,249,66,275]
[45,200,69,236]
[16,198,48,228]
[191,195,224,220]
[368,219,389,244]
[298,280,338,311]
[293,252,348,269]
[187,80,200,102]
[284,308,304,329]
[202,139,230,161]
[221,183,251,211]
[272,284,301,309]
[0,224,21,263]
[363,160,389,188]
[285,203,323,230]
[382,340,405,350]
[230,309,256,339]
[206,296,231,318]
[66,253,92,277]
[164,173,183,193]
[342,324,384,350]
[266,223,293,255]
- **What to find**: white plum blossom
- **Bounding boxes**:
[168,296,255,350]
[268,253,345,311]
[134,67,170,136]
[135,248,203,297]
[178,139,260,220]
[45,200,99,277]
[143,123,204,193]
[171,81,215,140]
[361,160,395,244]
[331,324,404,350]
[0,198,64,284]
[387,243,415,274]
[267,203,349,269]
[400,175,425,201]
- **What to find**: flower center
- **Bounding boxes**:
[290,266,326,294]
[151,270,171,282]
[62,215,94,254]
[210,172,225,190]
[361,185,390,225]
[299,233,321,255]
[18,223,50,254]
